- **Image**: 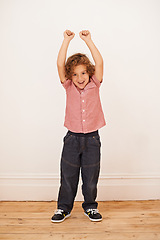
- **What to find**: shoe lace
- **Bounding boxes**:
[54,209,64,215]
[87,209,99,215]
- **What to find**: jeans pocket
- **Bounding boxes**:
[63,133,73,144]
[92,135,101,147]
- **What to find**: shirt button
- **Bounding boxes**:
[83,119,85,122]
[82,109,85,112]
[82,100,84,102]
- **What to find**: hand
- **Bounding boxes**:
[64,30,75,41]
[79,30,91,42]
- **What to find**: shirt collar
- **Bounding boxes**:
[84,78,96,91]
[72,77,96,93]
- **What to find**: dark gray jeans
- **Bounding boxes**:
[57,130,101,213]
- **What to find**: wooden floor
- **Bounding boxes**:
[0,200,160,240]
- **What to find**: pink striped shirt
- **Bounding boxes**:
[62,75,106,133]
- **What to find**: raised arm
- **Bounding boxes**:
[79,30,103,82]
[57,30,75,83]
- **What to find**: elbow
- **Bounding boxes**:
[57,58,65,68]
[95,58,103,66]
[57,62,65,70]
[99,58,103,65]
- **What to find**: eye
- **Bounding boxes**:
[82,72,86,75]
[73,73,77,76]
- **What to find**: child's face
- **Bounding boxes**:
[71,65,90,90]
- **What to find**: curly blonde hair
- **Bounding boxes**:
[65,53,95,79]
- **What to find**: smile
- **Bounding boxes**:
[78,81,85,84]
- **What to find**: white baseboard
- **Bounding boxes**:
[0,174,160,201]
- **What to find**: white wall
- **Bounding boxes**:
[0,0,160,201]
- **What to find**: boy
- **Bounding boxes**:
[51,30,106,223]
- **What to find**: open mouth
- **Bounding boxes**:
[78,81,85,85]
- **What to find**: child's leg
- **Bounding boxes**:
[81,134,101,211]
[57,132,81,213]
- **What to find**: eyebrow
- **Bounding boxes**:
[73,69,87,74]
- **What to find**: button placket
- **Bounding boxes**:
[81,92,87,132]
[82,96,85,122]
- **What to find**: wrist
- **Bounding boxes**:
[63,38,71,44]
[84,38,93,46]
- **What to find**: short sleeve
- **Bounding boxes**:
[61,79,72,90]
[91,75,102,88]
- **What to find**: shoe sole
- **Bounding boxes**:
[51,213,71,223]
[84,212,102,222]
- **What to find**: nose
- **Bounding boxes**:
[77,74,84,83]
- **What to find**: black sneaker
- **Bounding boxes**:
[51,209,71,223]
[84,209,102,222]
